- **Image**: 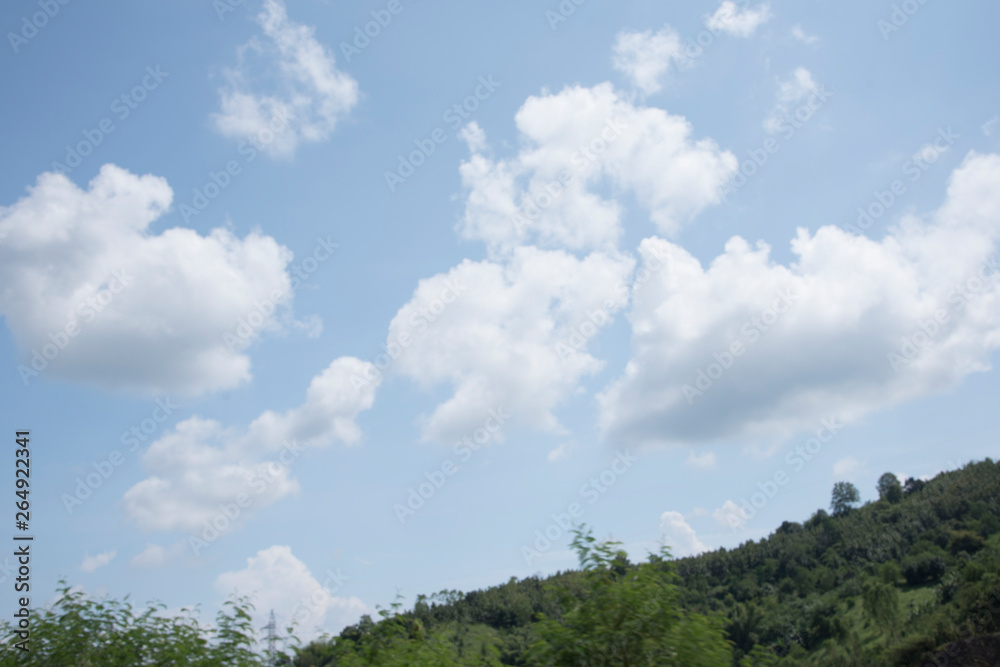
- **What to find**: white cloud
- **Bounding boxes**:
[984,116,999,138]
[372,78,739,442]
[80,550,116,572]
[548,441,576,463]
[612,26,686,95]
[0,165,295,396]
[212,0,359,158]
[833,456,862,477]
[659,511,708,557]
[124,357,380,533]
[685,450,717,469]
[706,1,772,38]
[215,546,369,641]
[386,247,634,443]
[457,83,737,252]
[713,500,746,530]
[791,25,819,45]
[130,542,185,568]
[598,152,1000,448]
[764,67,825,134]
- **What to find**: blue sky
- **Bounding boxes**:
[2,0,999,643]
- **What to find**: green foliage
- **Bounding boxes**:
[949,529,985,555]
[290,459,1000,666]
[901,554,946,585]
[739,644,780,666]
[903,477,925,495]
[7,459,999,667]
[529,527,732,666]
[877,473,903,504]
[878,562,902,585]
[861,580,900,639]
[319,596,484,666]
[0,582,282,666]
[830,481,860,517]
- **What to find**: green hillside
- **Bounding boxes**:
[3,458,998,666]
[295,458,1000,666]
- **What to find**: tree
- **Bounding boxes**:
[862,580,900,640]
[830,482,860,517]
[877,473,903,503]
[903,477,925,495]
[530,526,732,666]
[0,581,277,666]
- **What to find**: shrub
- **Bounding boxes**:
[949,530,986,555]
[902,554,946,586]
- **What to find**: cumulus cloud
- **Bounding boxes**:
[385,247,635,443]
[598,152,1000,448]
[612,26,686,95]
[80,550,116,572]
[706,1,772,38]
[215,546,369,640]
[713,500,747,530]
[375,82,738,443]
[457,83,738,253]
[124,357,380,533]
[833,456,862,477]
[659,511,708,557]
[764,67,825,134]
[0,165,294,396]
[212,0,359,158]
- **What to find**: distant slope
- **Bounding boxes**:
[295,458,1000,666]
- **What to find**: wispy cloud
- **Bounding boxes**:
[212,0,359,158]
[791,25,819,45]
[764,67,824,134]
[612,26,686,95]
[80,550,116,572]
[706,1,772,38]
